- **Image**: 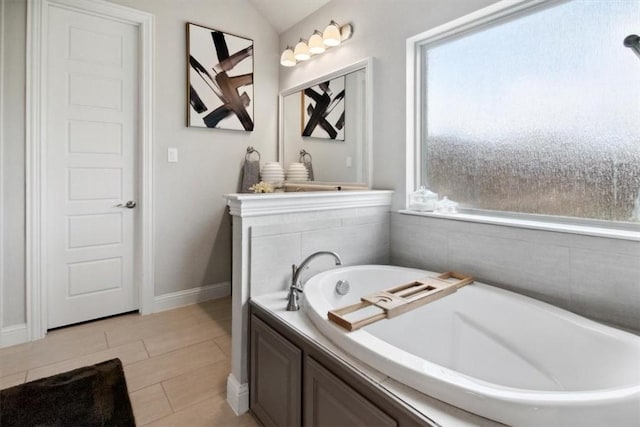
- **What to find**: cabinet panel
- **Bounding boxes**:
[250,315,302,427]
[304,356,397,427]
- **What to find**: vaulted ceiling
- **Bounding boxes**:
[247,0,331,33]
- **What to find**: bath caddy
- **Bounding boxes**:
[328,272,473,331]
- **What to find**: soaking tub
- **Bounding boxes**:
[303,265,640,426]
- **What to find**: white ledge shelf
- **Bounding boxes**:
[398,210,640,242]
[225,190,393,217]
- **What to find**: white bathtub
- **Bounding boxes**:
[303,265,640,426]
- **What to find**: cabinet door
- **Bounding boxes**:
[304,357,397,427]
[250,315,302,427]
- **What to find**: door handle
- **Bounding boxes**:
[116,201,136,209]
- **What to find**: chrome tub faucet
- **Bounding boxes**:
[286,251,342,311]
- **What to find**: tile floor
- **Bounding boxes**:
[0,297,258,426]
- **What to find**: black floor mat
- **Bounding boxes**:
[0,358,136,426]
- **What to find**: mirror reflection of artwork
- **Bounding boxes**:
[301,76,345,140]
[187,23,254,131]
[282,64,368,184]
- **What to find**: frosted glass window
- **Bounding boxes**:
[422,0,640,222]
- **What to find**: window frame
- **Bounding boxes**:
[405,0,640,240]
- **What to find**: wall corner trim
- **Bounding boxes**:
[226,373,249,415]
[0,0,6,336]
[153,281,231,313]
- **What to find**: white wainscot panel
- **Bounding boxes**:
[68,257,122,296]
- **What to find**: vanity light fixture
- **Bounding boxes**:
[280,46,296,67]
[308,31,326,54]
[280,21,353,67]
[322,20,342,47]
[294,39,311,61]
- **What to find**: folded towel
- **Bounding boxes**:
[303,159,314,181]
[241,159,260,192]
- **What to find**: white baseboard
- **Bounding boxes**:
[153,281,231,313]
[0,284,230,349]
[0,323,28,348]
[226,373,249,415]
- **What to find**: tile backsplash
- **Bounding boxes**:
[249,207,390,297]
[247,208,639,332]
[391,213,640,332]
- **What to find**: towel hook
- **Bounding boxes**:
[246,146,261,161]
[299,149,312,162]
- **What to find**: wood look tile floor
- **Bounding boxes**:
[0,297,258,426]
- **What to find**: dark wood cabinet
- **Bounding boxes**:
[304,356,397,427]
[249,303,433,427]
[250,315,302,427]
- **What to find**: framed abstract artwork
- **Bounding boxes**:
[301,76,345,140]
[187,23,254,131]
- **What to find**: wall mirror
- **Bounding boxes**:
[278,58,372,186]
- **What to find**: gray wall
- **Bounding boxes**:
[280,0,640,332]
[107,0,279,296]
[1,0,27,327]
[0,0,279,327]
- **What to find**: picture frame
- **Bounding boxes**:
[186,23,254,131]
[301,76,345,140]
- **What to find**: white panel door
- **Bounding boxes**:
[46,5,139,328]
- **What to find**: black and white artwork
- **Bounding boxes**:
[187,23,254,131]
[301,76,345,140]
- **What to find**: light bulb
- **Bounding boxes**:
[280,47,296,67]
[323,21,341,47]
[294,39,310,61]
[308,31,326,55]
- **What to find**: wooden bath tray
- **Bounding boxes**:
[328,272,473,331]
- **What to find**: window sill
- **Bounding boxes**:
[397,210,640,242]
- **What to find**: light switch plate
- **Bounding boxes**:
[346,156,352,167]
[168,147,178,163]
